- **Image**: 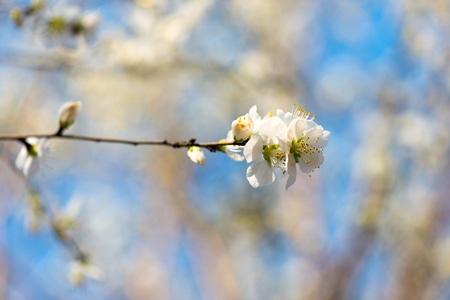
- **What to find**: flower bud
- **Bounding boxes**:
[187,146,205,166]
[231,114,253,141]
[58,101,81,131]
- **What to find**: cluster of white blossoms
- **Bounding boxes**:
[14,101,328,191]
[225,105,330,189]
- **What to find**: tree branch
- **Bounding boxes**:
[0,132,246,151]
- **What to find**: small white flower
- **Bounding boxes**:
[15,138,50,177]
[58,101,82,131]
[285,116,330,189]
[187,146,206,165]
[244,116,288,188]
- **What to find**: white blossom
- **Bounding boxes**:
[228,105,330,189]
[244,115,288,188]
[15,138,50,177]
[284,111,330,189]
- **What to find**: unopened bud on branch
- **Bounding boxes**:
[231,114,253,141]
[187,146,205,166]
[58,101,82,132]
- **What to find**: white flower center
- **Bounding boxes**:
[263,144,287,169]
[290,135,322,164]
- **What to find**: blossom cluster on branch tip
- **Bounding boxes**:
[221,105,330,189]
[8,101,328,190]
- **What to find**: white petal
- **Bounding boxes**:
[276,109,285,119]
[25,137,39,145]
[306,128,330,148]
[249,106,262,132]
[304,119,319,131]
[246,160,275,188]
[259,117,286,142]
[22,157,34,177]
[283,112,294,125]
[26,157,40,176]
[287,154,297,177]
[287,118,307,140]
[318,130,331,148]
[285,154,297,190]
[249,105,258,117]
[243,136,262,163]
[277,109,294,126]
[16,138,50,176]
[285,175,296,190]
[299,151,324,173]
[15,147,28,170]
[226,148,245,162]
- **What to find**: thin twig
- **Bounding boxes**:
[0,132,246,151]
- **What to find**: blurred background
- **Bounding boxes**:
[1,0,450,299]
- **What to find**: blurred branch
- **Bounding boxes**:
[0,49,85,71]
[0,151,90,282]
